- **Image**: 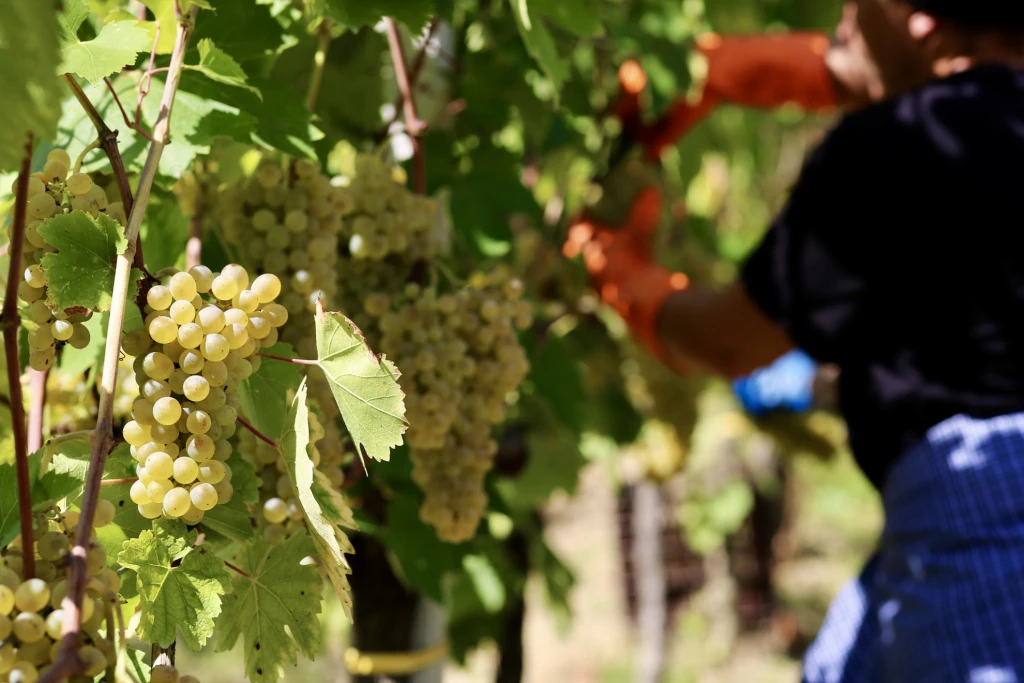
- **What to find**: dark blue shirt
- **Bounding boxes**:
[741,65,1024,489]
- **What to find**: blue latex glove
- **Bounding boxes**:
[732,349,817,416]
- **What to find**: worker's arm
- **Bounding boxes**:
[655,282,795,379]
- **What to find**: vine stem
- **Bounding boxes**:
[376,19,440,141]
[28,369,48,454]
[236,416,278,448]
[305,20,332,112]
[100,477,138,486]
[384,17,426,194]
[257,352,318,366]
[42,8,200,682]
[224,560,251,579]
[3,135,35,580]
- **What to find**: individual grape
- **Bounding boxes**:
[66,172,94,195]
[26,193,56,220]
[234,289,260,314]
[223,308,248,327]
[123,421,151,446]
[153,397,182,426]
[148,285,173,310]
[143,352,174,380]
[170,300,196,324]
[27,326,53,350]
[186,410,211,434]
[201,334,229,362]
[14,579,49,613]
[222,263,249,291]
[181,506,204,525]
[149,316,178,344]
[68,323,90,349]
[186,434,215,461]
[123,328,152,356]
[146,479,173,503]
[94,498,116,527]
[162,487,192,518]
[130,479,152,504]
[146,452,174,479]
[170,272,198,301]
[23,265,45,289]
[201,361,227,387]
[12,612,45,643]
[8,661,39,683]
[197,306,225,334]
[50,319,73,341]
[263,303,289,327]
[251,274,282,303]
[139,502,163,519]
[180,349,205,374]
[190,483,218,511]
[177,322,203,349]
[151,664,181,683]
[263,498,288,524]
[211,274,238,300]
[0,584,14,615]
[173,456,199,484]
[80,644,107,677]
[198,460,226,485]
[44,609,63,640]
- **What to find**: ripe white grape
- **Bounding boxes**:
[147,286,172,311]
[80,644,107,677]
[197,306,225,334]
[153,397,182,426]
[12,612,45,643]
[201,361,227,387]
[198,460,226,485]
[66,172,93,195]
[186,434,215,461]
[139,502,163,519]
[145,452,174,479]
[180,349,205,375]
[44,609,63,640]
[201,334,229,362]
[9,660,39,683]
[149,316,178,344]
[188,265,214,293]
[26,193,56,220]
[14,579,49,613]
[162,487,192,518]
[0,585,14,615]
[123,421,151,446]
[181,505,205,525]
[263,498,288,524]
[130,479,152,505]
[170,300,196,324]
[186,410,211,434]
[177,322,203,349]
[146,479,173,503]
[173,456,199,484]
[251,274,282,303]
[211,274,238,300]
[182,375,211,402]
[143,352,174,380]
[170,272,198,301]
[190,483,218,510]
[94,498,116,527]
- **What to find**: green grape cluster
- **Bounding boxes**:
[373,267,532,542]
[335,153,437,262]
[10,148,126,372]
[120,266,288,523]
[213,157,343,360]
[0,502,120,683]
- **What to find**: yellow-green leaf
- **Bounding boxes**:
[60,20,152,85]
[193,38,262,100]
[314,300,407,463]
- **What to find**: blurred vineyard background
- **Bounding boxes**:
[59,0,885,680]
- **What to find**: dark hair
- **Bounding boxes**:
[908,0,1024,29]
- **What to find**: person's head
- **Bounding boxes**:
[837,0,1024,100]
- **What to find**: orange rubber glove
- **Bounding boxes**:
[567,31,837,371]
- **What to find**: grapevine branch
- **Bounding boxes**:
[3,135,35,580]
[384,17,426,194]
[376,18,440,139]
[42,7,200,682]
[305,21,332,112]
[28,369,48,454]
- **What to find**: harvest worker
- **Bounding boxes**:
[566,1,1024,680]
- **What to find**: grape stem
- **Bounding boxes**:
[186,187,203,271]
[100,477,138,486]
[65,74,155,317]
[257,352,318,366]
[376,18,441,142]
[385,17,427,194]
[236,416,278,448]
[224,560,252,579]
[42,8,200,683]
[305,20,332,112]
[3,134,36,581]
[102,77,156,143]
[28,369,48,454]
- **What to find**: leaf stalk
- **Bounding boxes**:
[385,17,427,194]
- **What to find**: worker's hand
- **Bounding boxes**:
[732,349,817,416]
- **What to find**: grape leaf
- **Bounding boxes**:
[191,0,285,62]
[278,379,353,618]
[118,520,231,651]
[0,452,44,549]
[0,1,63,172]
[60,20,152,86]
[533,0,603,37]
[509,0,568,101]
[57,0,91,40]
[193,39,262,99]
[140,189,189,273]
[227,451,259,505]
[238,343,302,442]
[314,300,407,463]
[317,0,436,30]
[199,496,256,544]
[138,0,177,53]
[216,532,323,683]
[38,211,137,313]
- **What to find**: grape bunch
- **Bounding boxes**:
[335,153,437,263]
[0,502,120,683]
[10,148,125,372]
[372,267,532,542]
[213,157,343,360]
[120,265,288,523]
